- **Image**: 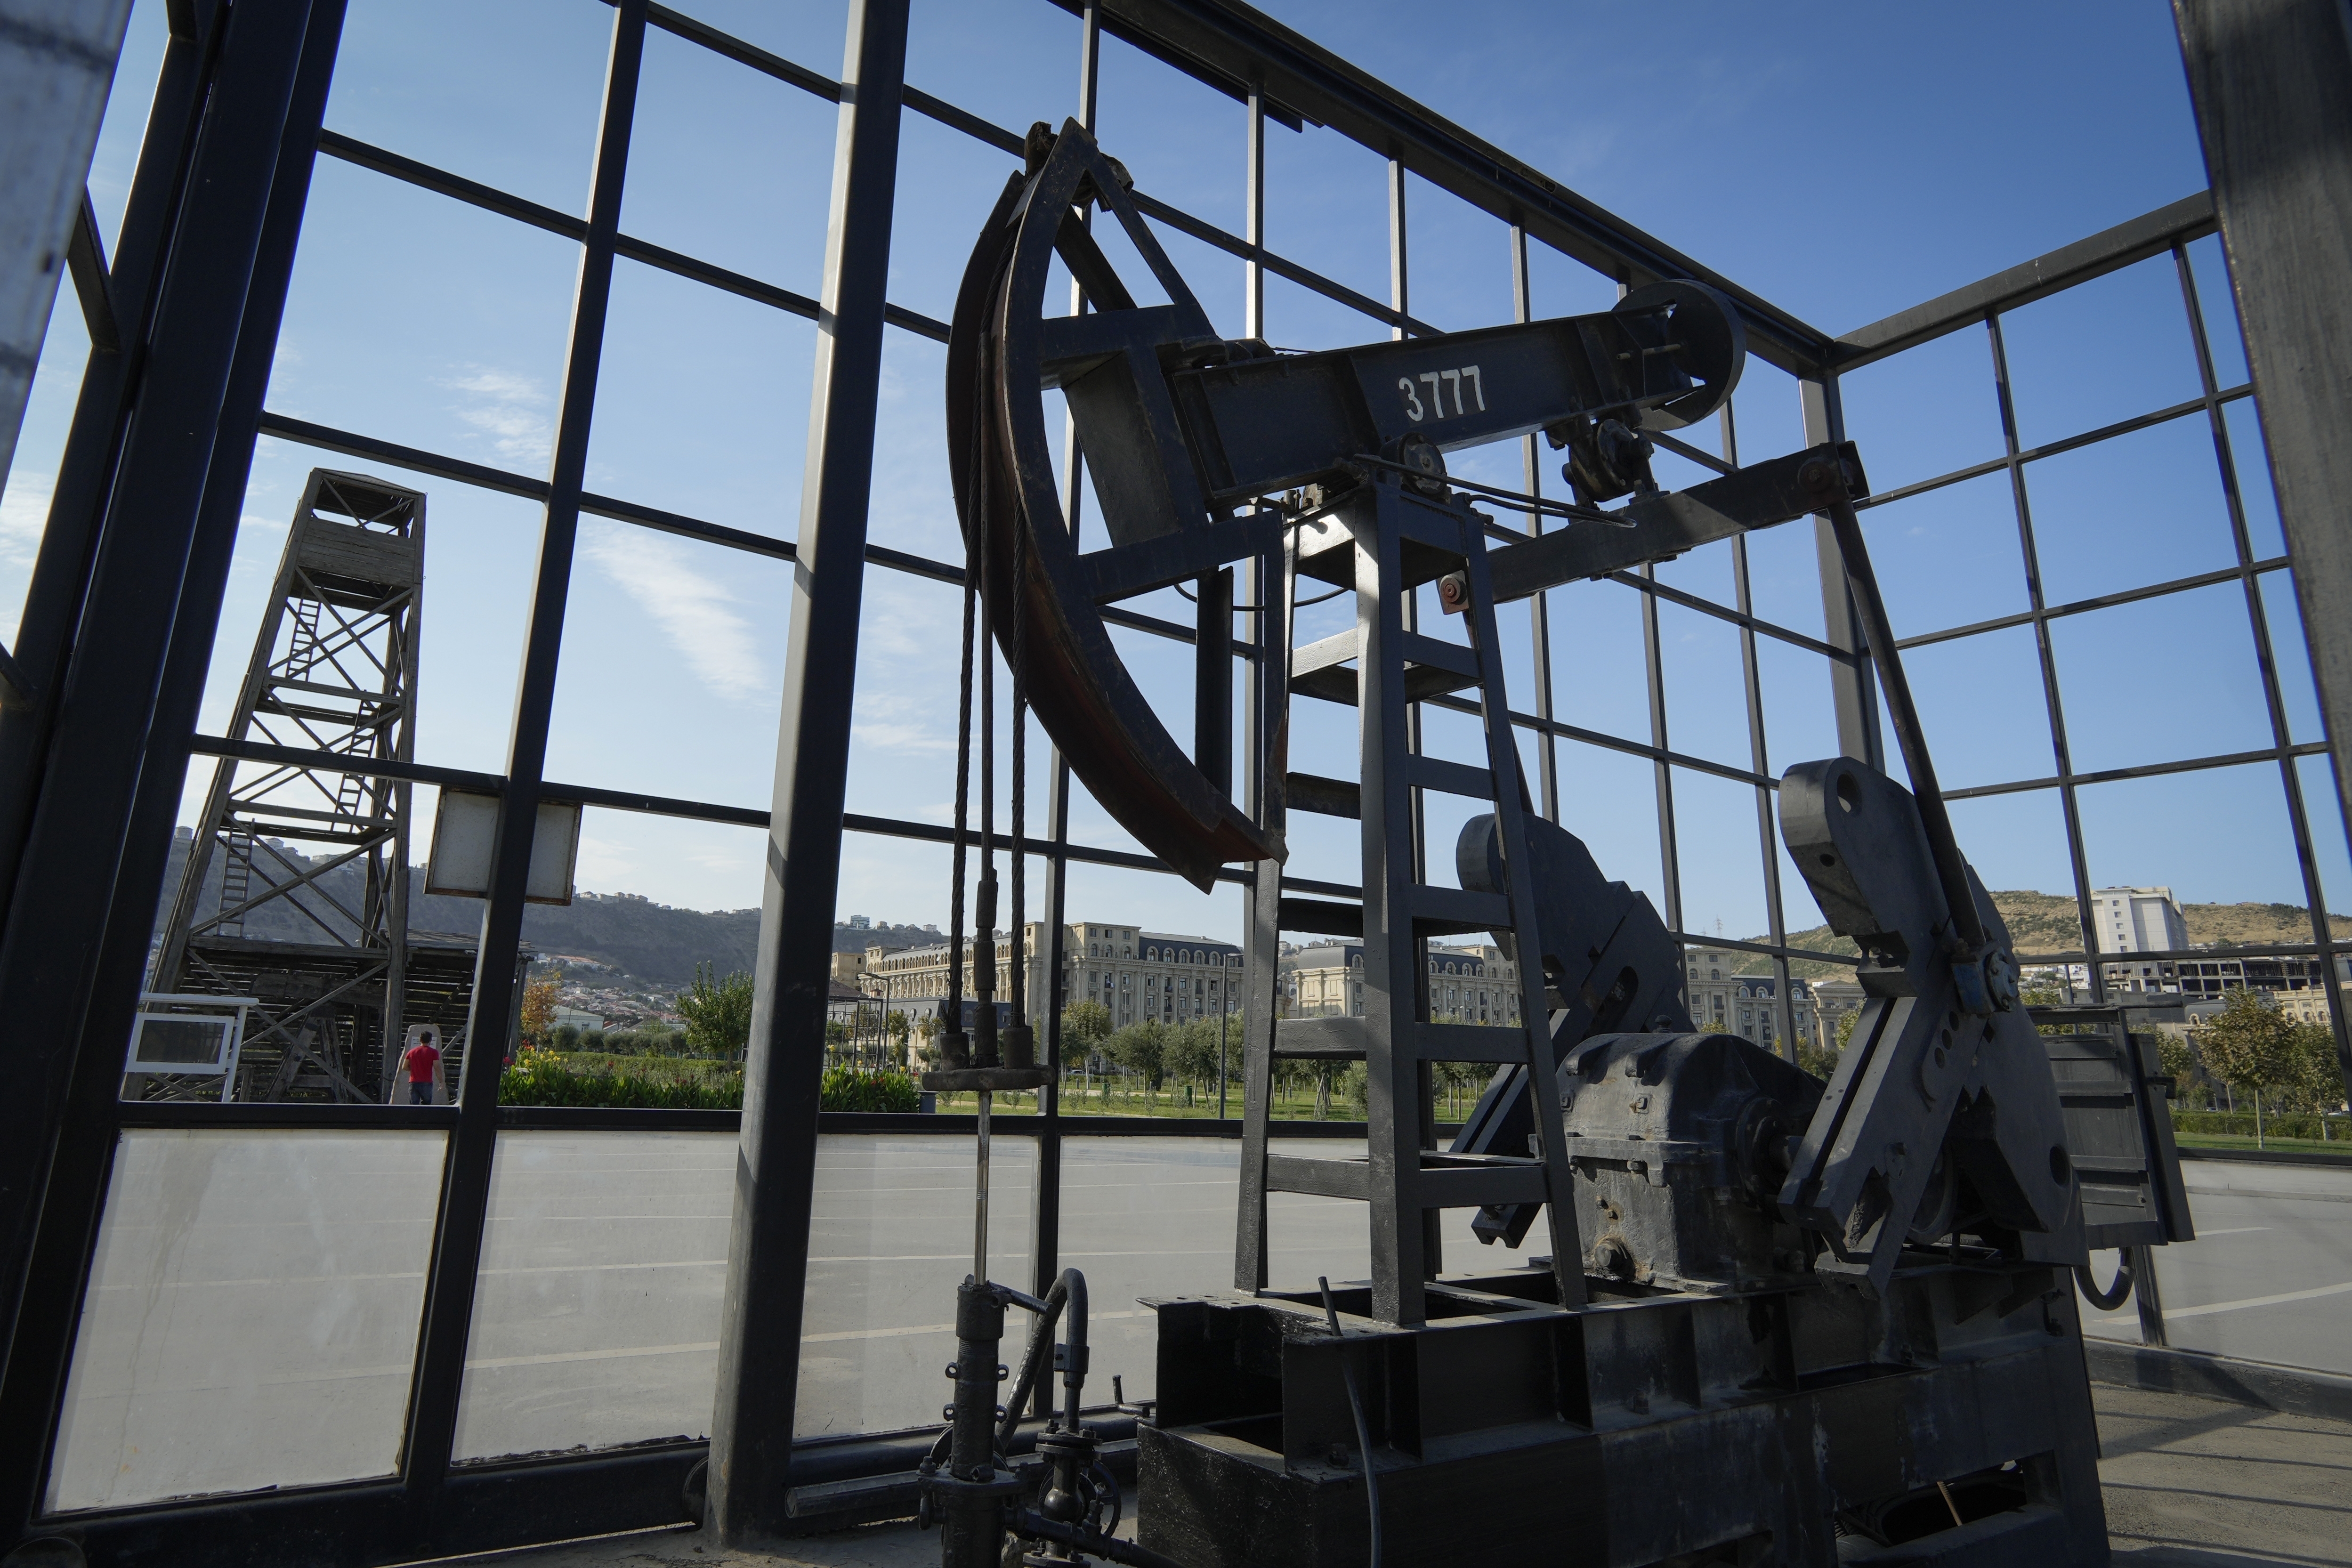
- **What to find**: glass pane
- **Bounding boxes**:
[48,1130,444,1511]
[1838,326,2004,496]
[453,1131,736,1460]
[796,1133,1035,1439]
[1855,469,2027,643]
[2119,1163,2352,1377]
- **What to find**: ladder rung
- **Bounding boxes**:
[1285,773,1360,820]
[1406,754,1494,800]
[1415,1022,1528,1065]
[1291,666,1358,706]
[1412,886,1510,933]
[1267,1153,1369,1200]
[1273,1017,1370,1060]
[1399,631,1478,679]
[1292,629,1357,677]
[1290,664,1476,707]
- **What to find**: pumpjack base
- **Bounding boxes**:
[1137,1263,2110,1568]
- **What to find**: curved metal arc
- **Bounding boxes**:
[949,123,1279,893]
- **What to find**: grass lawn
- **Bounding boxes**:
[2174,1131,2351,1158]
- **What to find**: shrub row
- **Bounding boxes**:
[500,1048,744,1109]
[820,1066,921,1113]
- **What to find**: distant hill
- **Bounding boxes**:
[150,832,940,991]
[1726,889,2352,978]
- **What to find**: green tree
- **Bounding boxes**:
[883,1009,911,1067]
[520,974,559,1046]
[677,962,756,1061]
[2285,1020,2345,1114]
[1433,1059,1487,1120]
[1106,1019,1169,1097]
[1164,1018,1222,1089]
[1062,1001,1114,1058]
[2196,989,2301,1146]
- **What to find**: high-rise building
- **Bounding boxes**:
[2093,886,2190,991]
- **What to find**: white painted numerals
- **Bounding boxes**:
[1397,364,1484,423]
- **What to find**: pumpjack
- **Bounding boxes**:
[917,120,2192,1568]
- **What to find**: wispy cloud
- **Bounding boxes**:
[852,690,951,754]
[580,520,769,701]
[574,832,637,887]
[442,366,553,464]
[0,470,51,568]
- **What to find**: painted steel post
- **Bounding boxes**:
[708,0,908,1544]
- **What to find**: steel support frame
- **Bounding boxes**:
[707,0,909,1545]
[0,0,334,1536]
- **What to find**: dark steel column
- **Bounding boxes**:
[0,0,316,1438]
[1639,561,1682,935]
[400,0,645,1511]
[708,0,907,1543]
[1511,222,1559,823]
[1800,376,1884,773]
[1724,405,1796,1057]
[0,0,344,1531]
[2176,0,2352,1092]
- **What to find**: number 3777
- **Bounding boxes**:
[1396,365,1485,423]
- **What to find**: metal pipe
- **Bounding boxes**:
[975,1087,992,1284]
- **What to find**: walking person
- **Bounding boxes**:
[401,1024,441,1105]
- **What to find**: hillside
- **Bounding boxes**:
[1730,890,2352,978]
[150,832,940,989]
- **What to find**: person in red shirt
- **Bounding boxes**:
[402,1026,441,1105]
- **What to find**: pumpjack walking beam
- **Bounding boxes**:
[1236,475,1583,1325]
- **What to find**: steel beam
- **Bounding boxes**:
[0,1,319,1523]
[1801,376,1884,773]
[707,0,908,1544]
[2175,0,2352,1094]
[1834,194,2217,370]
[0,0,347,1533]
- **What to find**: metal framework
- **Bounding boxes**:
[148,468,427,1103]
[0,0,2341,1563]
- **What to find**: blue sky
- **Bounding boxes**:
[5,0,2344,950]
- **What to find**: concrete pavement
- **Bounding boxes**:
[45,1131,2351,1523]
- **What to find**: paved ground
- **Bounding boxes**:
[475,1382,2352,1568]
[48,1132,2350,1520]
